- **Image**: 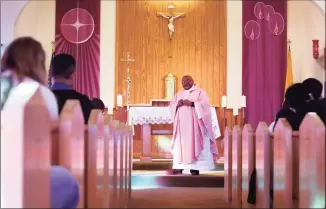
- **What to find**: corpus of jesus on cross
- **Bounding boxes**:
[157,5,186,59]
[157,5,186,40]
[120,52,135,110]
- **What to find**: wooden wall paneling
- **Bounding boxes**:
[123,0,129,98]
[159,2,166,99]
[213,1,219,105]
[129,1,136,104]
[153,2,159,99]
[145,2,152,103]
[115,0,227,105]
[115,1,121,97]
[207,1,214,104]
[189,1,196,85]
[134,2,141,105]
[201,2,208,94]
[194,1,202,90]
[219,1,227,101]
[183,2,189,88]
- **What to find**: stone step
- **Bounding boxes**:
[132,170,224,189]
[133,159,224,171]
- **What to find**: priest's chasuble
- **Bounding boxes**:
[169,85,218,171]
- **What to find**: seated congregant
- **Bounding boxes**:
[91,98,105,112]
[302,78,326,125]
[272,83,307,131]
[1,37,79,208]
[0,37,58,125]
[51,53,93,123]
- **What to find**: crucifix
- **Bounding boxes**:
[157,5,186,40]
[120,52,135,110]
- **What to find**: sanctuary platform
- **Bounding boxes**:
[132,159,224,189]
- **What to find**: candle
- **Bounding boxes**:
[240,95,246,107]
[117,94,123,107]
[107,103,113,114]
[233,108,238,116]
[221,96,227,108]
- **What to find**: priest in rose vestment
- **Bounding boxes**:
[169,75,219,175]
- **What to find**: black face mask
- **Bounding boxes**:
[0,75,14,111]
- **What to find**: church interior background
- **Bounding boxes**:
[1,0,325,207]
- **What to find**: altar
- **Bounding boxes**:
[128,99,221,162]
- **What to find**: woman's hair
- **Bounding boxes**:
[284,83,305,106]
[91,98,105,111]
[302,78,323,101]
[1,37,46,84]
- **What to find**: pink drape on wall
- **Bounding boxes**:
[242,0,287,128]
[55,0,100,98]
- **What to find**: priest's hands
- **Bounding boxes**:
[176,99,194,109]
[183,99,193,106]
[176,99,184,108]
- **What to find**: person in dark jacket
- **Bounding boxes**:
[273,83,307,131]
[51,53,93,124]
[302,78,326,125]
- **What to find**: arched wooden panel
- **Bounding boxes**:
[115,0,227,106]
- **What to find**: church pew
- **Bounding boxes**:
[128,125,133,202]
[225,115,325,209]
[56,100,85,208]
[241,124,255,208]
[86,109,104,208]
[123,124,133,206]
[224,127,232,202]
[109,120,121,208]
[255,122,272,208]
[273,119,297,208]
[103,114,113,208]
[1,87,51,208]
[231,126,242,207]
[299,113,325,208]
[127,125,133,200]
[51,103,108,208]
[118,123,129,207]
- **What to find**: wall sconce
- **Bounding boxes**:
[312,39,319,59]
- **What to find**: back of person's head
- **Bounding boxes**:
[52,53,76,79]
[284,83,305,107]
[302,78,323,101]
[91,98,105,111]
[1,37,46,84]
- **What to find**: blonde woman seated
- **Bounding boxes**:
[1,37,79,208]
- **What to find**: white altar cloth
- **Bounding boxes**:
[128,106,221,139]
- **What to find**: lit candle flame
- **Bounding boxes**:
[259,10,262,19]
[274,23,279,35]
[266,13,270,21]
[250,29,255,40]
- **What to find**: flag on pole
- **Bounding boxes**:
[48,42,55,87]
[285,42,293,94]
